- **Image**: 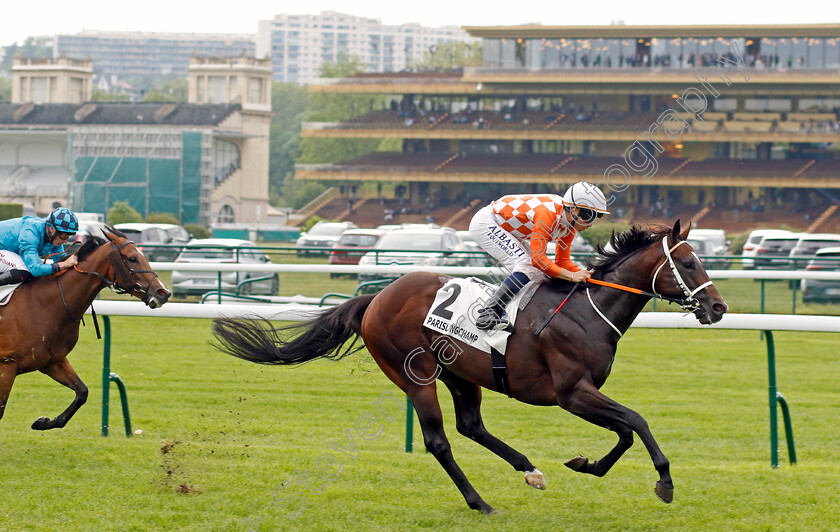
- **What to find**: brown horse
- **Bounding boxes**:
[212,220,727,513]
[0,227,170,430]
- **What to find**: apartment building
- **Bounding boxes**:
[256,11,477,84]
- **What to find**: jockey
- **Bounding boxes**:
[0,207,80,286]
[468,182,609,330]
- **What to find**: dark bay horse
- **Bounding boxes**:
[213,220,727,513]
[0,228,170,430]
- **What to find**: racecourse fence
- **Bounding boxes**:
[90,293,840,468]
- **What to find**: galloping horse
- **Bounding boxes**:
[213,220,727,513]
[0,227,170,430]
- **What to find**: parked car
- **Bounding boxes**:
[742,229,793,269]
[70,221,110,244]
[357,227,468,290]
[753,233,802,270]
[329,229,386,274]
[170,238,278,297]
[688,229,729,254]
[113,223,173,261]
[789,233,840,269]
[456,230,493,267]
[802,247,840,303]
[155,223,192,244]
[296,221,358,256]
[686,235,730,269]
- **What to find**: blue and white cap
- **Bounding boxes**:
[46,207,79,234]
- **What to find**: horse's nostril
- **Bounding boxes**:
[713,302,728,313]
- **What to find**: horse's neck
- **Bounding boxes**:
[590,252,660,335]
[61,251,112,316]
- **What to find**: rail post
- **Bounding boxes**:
[405,397,414,452]
[101,316,133,437]
[764,330,796,467]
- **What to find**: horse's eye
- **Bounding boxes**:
[682,260,694,269]
[128,256,139,263]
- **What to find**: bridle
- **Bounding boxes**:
[58,239,160,320]
[581,235,714,336]
[650,236,714,319]
[539,234,715,337]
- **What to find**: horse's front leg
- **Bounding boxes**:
[0,359,19,422]
[31,358,88,430]
[558,381,673,503]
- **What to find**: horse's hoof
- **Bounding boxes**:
[471,501,497,515]
[655,481,674,503]
[564,456,589,471]
[31,417,51,430]
[524,468,546,490]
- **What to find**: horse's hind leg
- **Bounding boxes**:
[440,373,546,490]
[405,382,498,514]
[31,358,88,430]
[559,382,673,503]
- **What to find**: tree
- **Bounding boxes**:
[410,42,483,71]
[91,89,130,102]
[298,52,384,167]
[15,37,52,60]
[145,212,180,224]
[107,201,142,224]
[269,82,308,204]
[141,78,188,102]
[318,52,367,78]
[0,78,10,101]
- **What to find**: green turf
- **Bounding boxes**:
[1,317,837,531]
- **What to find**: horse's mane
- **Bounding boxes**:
[75,226,127,261]
[588,224,675,275]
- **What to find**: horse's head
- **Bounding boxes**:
[98,227,172,308]
[649,220,728,324]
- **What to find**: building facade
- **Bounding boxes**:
[53,31,256,91]
[297,24,840,232]
[256,11,477,84]
[1,56,271,226]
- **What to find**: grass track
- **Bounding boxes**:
[1,318,838,531]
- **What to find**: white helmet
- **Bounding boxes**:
[563,182,610,222]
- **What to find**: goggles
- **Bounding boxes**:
[576,208,605,224]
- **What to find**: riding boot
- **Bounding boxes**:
[0,269,32,286]
[476,272,529,331]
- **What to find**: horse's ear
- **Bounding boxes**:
[680,219,691,240]
[671,219,681,244]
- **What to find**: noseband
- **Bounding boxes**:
[651,236,714,319]
[73,240,160,305]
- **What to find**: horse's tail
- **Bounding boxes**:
[211,294,376,366]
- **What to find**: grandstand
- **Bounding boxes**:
[298,23,840,233]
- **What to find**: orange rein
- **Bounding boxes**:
[585,277,645,295]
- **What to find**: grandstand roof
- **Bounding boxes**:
[0,102,240,127]
[464,23,840,39]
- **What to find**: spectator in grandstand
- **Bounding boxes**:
[468,182,609,331]
[0,207,79,286]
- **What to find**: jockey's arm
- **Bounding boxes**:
[530,210,588,282]
[19,224,59,277]
[554,229,591,283]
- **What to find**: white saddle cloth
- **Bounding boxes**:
[422,277,537,356]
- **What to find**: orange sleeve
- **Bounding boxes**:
[553,230,581,273]
[530,208,563,278]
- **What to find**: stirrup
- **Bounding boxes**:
[476,308,512,332]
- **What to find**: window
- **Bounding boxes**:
[208,76,227,103]
[32,77,48,103]
[217,205,235,223]
[248,77,263,104]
